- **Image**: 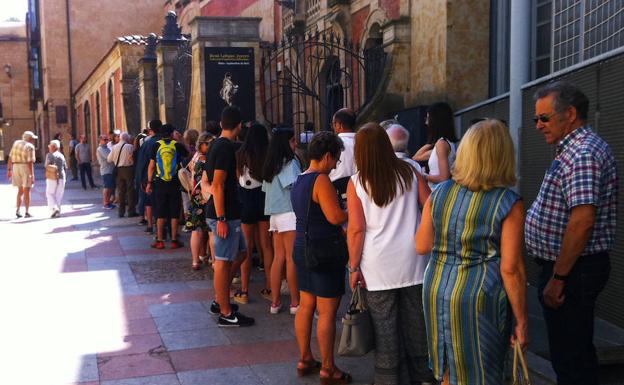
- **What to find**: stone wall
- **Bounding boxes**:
[74,44,145,148]
[0,25,36,161]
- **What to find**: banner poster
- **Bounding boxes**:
[205,47,256,123]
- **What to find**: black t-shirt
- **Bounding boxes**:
[150,138,189,185]
[204,137,240,220]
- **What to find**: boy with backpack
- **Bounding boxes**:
[146,124,189,249]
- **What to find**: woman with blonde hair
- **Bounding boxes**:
[347,122,431,385]
[416,119,528,385]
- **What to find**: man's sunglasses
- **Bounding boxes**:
[532,112,559,124]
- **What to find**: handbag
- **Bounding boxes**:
[338,284,375,356]
[512,340,531,385]
[178,166,192,192]
[303,173,348,271]
[112,143,126,180]
[45,164,59,180]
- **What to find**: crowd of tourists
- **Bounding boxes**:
[6,80,618,385]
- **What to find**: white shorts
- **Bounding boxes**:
[269,211,296,233]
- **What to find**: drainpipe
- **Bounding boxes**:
[65,0,75,138]
[509,0,530,186]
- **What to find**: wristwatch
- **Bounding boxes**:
[347,265,360,273]
[217,216,227,222]
[552,273,568,282]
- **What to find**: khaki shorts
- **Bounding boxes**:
[12,163,33,188]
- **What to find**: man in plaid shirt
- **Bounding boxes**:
[7,131,38,218]
[525,81,618,385]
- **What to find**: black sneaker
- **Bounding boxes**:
[138,219,148,226]
[218,311,255,327]
[208,300,239,315]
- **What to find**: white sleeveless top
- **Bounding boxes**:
[428,138,456,188]
[351,171,429,290]
[238,165,262,189]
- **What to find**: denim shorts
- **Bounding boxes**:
[102,173,115,189]
[207,219,246,262]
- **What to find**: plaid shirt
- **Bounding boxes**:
[525,125,618,261]
[9,140,36,163]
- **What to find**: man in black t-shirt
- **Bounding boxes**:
[204,106,254,327]
[146,124,189,249]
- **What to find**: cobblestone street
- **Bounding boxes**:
[0,166,376,385]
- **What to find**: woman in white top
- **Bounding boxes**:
[233,123,273,304]
[347,123,432,385]
[412,102,458,188]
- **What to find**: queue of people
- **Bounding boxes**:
[5,80,618,385]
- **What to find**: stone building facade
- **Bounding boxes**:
[27,0,165,159]
[0,22,36,161]
[74,38,148,157]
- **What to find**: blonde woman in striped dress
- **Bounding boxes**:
[416,119,529,385]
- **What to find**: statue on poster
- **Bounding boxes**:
[219,72,239,106]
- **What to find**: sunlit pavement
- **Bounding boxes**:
[0,165,375,385]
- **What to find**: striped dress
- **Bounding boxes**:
[423,180,521,385]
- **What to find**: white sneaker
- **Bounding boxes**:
[280,279,289,295]
[270,302,282,314]
[232,276,241,284]
[289,305,299,315]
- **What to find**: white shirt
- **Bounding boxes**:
[428,138,456,188]
[352,170,429,290]
[107,141,134,167]
[395,152,422,174]
[329,132,356,182]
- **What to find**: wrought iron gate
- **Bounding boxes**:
[261,31,386,132]
[172,38,192,131]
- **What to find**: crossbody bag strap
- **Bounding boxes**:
[115,143,126,167]
[305,173,320,242]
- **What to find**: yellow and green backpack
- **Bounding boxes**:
[155,139,179,182]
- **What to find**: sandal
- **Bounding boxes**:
[296,359,321,377]
[320,367,352,385]
[192,262,201,271]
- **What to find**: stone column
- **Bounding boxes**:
[510,0,530,180]
[139,34,159,129]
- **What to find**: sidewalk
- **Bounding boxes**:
[1,165,620,385]
[0,165,374,385]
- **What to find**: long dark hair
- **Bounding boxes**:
[237,123,269,180]
[427,102,457,143]
[262,126,295,182]
[355,123,414,207]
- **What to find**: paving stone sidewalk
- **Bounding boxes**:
[0,166,374,385]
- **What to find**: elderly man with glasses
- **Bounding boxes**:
[525,81,618,385]
[97,135,116,209]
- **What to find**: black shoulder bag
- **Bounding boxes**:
[303,173,349,272]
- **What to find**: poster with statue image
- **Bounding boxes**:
[205,47,256,123]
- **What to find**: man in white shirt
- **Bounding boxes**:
[386,124,422,173]
[328,108,357,203]
[107,132,137,217]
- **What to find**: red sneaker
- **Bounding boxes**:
[151,240,165,249]
[170,239,184,249]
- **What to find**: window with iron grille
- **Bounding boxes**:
[550,0,624,72]
[533,0,553,78]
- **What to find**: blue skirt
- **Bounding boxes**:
[293,245,346,298]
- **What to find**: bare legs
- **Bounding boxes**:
[16,187,31,214]
[191,229,204,266]
[258,221,273,292]
[213,258,233,316]
[295,291,344,378]
[270,230,299,308]
[103,188,112,206]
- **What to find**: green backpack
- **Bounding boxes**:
[155,139,178,182]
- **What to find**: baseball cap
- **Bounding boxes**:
[23,131,38,140]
